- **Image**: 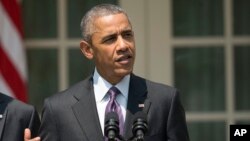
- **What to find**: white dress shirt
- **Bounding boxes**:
[93,69,130,135]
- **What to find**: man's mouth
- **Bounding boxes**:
[116,55,132,62]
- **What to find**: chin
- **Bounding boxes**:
[115,68,133,77]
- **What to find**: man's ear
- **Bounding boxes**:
[80,40,94,60]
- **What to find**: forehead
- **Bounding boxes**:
[93,13,132,33]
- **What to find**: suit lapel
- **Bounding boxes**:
[0,94,11,140]
[0,110,7,140]
[71,78,103,141]
[124,74,151,139]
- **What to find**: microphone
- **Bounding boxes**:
[104,112,120,141]
[132,111,148,141]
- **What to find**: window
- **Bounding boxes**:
[22,0,118,112]
[172,0,250,140]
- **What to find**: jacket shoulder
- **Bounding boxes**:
[44,77,92,106]
[0,93,35,112]
[132,74,177,93]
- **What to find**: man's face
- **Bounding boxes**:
[91,13,135,84]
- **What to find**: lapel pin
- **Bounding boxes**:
[138,104,144,108]
[0,114,3,119]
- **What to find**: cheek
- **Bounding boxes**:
[92,44,116,63]
[132,45,136,52]
[130,45,136,55]
[96,50,113,63]
[129,42,136,50]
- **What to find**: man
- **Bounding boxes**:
[0,92,40,141]
[39,4,189,141]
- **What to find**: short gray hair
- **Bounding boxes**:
[80,4,131,43]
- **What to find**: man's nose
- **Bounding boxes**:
[117,36,128,51]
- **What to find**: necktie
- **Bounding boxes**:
[105,86,124,135]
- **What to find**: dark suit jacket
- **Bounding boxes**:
[39,74,189,141]
[0,93,40,141]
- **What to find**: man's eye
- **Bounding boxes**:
[103,37,116,44]
[122,32,134,39]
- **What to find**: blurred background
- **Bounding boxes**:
[1,0,249,141]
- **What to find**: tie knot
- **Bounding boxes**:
[108,86,120,98]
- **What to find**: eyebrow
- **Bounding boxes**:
[103,29,133,38]
[121,29,134,35]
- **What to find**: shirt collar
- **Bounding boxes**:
[93,68,130,102]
